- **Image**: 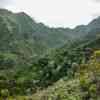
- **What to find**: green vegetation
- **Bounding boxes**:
[0,9,100,99]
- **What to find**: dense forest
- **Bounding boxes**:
[0,9,100,100]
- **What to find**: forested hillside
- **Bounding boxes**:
[0,9,100,99]
[32,49,100,100]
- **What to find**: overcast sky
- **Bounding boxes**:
[0,0,100,28]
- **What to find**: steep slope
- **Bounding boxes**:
[0,9,100,52]
[31,52,100,100]
[0,8,100,97]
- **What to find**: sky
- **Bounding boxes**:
[0,0,100,28]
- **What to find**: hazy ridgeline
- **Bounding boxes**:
[0,9,100,99]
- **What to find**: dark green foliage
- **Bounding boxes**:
[0,9,100,96]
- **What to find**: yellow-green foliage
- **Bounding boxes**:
[93,50,100,63]
[1,50,100,100]
[94,50,100,57]
[31,79,81,100]
[0,89,9,98]
[79,51,100,99]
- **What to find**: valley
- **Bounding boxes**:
[0,9,100,100]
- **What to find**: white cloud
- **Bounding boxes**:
[3,0,100,28]
[0,0,14,8]
[92,0,100,3]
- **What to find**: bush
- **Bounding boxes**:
[0,89,9,98]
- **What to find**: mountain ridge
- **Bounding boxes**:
[0,9,100,55]
[0,9,100,98]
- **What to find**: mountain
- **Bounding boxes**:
[0,9,100,98]
[0,8,100,73]
[0,9,100,51]
[0,8,100,72]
